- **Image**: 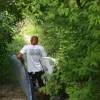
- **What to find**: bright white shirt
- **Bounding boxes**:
[20,44,47,73]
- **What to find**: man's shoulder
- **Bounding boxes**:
[24,44,44,49]
[23,44,32,48]
[36,45,44,49]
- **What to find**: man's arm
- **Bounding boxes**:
[40,46,53,74]
[41,46,47,57]
[17,45,27,60]
[17,53,24,64]
[17,45,27,64]
[17,45,27,65]
[17,52,23,59]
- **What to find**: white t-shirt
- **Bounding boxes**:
[20,44,47,73]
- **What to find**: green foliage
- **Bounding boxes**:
[0,0,100,100]
[33,0,100,100]
[0,11,15,64]
[0,0,24,84]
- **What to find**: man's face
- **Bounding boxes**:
[31,37,38,45]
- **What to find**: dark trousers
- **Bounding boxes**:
[28,71,45,88]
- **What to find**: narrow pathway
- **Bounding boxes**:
[0,85,27,100]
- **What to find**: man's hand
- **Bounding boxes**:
[17,53,24,64]
[17,53,23,59]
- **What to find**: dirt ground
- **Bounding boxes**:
[0,84,27,100]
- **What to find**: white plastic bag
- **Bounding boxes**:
[40,57,55,74]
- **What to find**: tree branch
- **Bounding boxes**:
[81,0,89,8]
[76,0,89,9]
[76,0,82,9]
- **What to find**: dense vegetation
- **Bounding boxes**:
[0,0,100,100]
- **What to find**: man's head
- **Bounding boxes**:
[30,36,38,45]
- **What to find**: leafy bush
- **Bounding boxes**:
[0,0,100,100]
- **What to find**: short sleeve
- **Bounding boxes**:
[40,46,47,57]
[20,45,27,54]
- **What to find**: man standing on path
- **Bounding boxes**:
[17,36,47,100]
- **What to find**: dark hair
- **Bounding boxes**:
[31,36,38,39]
[31,36,38,44]
[31,36,38,40]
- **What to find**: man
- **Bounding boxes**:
[17,36,46,100]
